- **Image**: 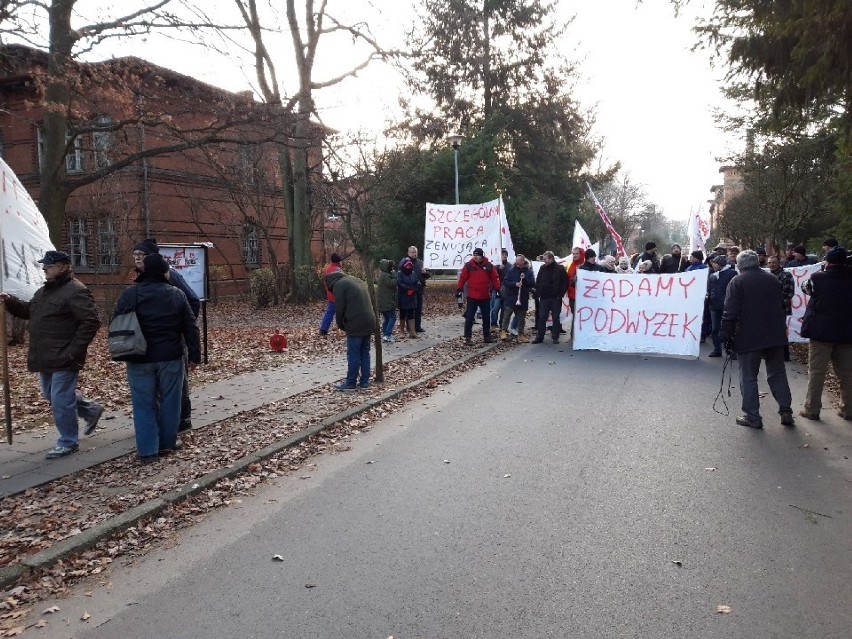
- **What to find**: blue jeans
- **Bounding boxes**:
[738,347,792,421]
[346,335,371,387]
[382,310,396,337]
[490,291,501,326]
[127,359,184,457]
[710,309,723,353]
[320,301,335,332]
[39,370,98,448]
[464,298,491,338]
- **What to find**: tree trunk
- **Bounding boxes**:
[40,0,76,245]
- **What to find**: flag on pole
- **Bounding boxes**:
[572,219,592,252]
[587,183,626,257]
[687,209,711,254]
[498,196,516,262]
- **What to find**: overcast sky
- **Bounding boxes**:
[98,0,740,224]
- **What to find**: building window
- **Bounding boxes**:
[93,115,112,169]
[37,127,83,174]
[243,223,260,268]
[68,218,89,268]
[97,217,118,267]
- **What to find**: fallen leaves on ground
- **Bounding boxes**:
[0,284,509,632]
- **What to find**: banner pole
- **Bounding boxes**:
[0,303,11,444]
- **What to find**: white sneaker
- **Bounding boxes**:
[381,335,389,343]
[510,328,518,336]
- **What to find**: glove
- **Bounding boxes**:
[722,337,736,354]
[456,290,464,309]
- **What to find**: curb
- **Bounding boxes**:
[1,342,499,590]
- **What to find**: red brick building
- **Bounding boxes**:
[0,44,326,301]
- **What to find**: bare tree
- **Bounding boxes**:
[0,1,272,243]
[233,0,400,298]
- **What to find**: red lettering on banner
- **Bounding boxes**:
[619,278,635,298]
[637,278,652,296]
[601,278,617,301]
[655,277,674,297]
[583,280,600,298]
[577,306,699,340]
[677,276,696,298]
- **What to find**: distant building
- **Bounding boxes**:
[708,165,743,244]
[0,44,327,300]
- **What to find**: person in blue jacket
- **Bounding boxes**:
[707,254,736,357]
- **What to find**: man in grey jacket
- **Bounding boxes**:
[1,251,103,458]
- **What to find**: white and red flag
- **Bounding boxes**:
[687,209,711,254]
[587,183,626,257]
[497,196,516,262]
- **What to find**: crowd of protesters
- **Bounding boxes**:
[8,234,844,462]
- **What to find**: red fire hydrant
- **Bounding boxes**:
[269,330,287,352]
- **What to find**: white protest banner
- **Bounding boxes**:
[786,263,820,343]
[498,196,516,262]
[0,158,55,300]
[424,198,502,268]
[573,269,709,357]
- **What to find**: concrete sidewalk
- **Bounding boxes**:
[0,314,469,498]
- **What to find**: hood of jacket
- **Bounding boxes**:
[324,271,346,292]
[379,259,393,273]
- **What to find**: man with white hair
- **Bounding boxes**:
[720,250,794,429]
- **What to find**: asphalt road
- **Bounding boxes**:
[31,344,852,639]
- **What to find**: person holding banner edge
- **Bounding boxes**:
[1,251,104,458]
[532,251,569,344]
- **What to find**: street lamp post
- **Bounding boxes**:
[448,133,463,205]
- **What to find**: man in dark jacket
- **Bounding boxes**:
[633,242,661,273]
[1,251,103,458]
[767,255,794,361]
[325,271,377,390]
[784,244,815,268]
[720,250,794,429]
[660,244,688,273]
[799,246,852,421]
[706,255,736,357]
[456,248,501,345]
[114,253,201,463]
[133,238,201,432]
[578,248,605,272]
[532,250,569,344]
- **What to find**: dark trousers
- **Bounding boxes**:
[738,346,792,421]
[414,290,424,331]
[179,346,192,429]
[536,298,562,340]
[464,298,491,338]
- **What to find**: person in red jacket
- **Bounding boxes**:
[319,253,343,336]
[456,248,501,345]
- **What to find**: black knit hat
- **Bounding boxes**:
[133,238,159,255]
[143,253,169,275]
[644,241,656,251]
[825,246,847,264]
[585,248,596,259]
[330,253,342,263]
[690,250,704,261]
